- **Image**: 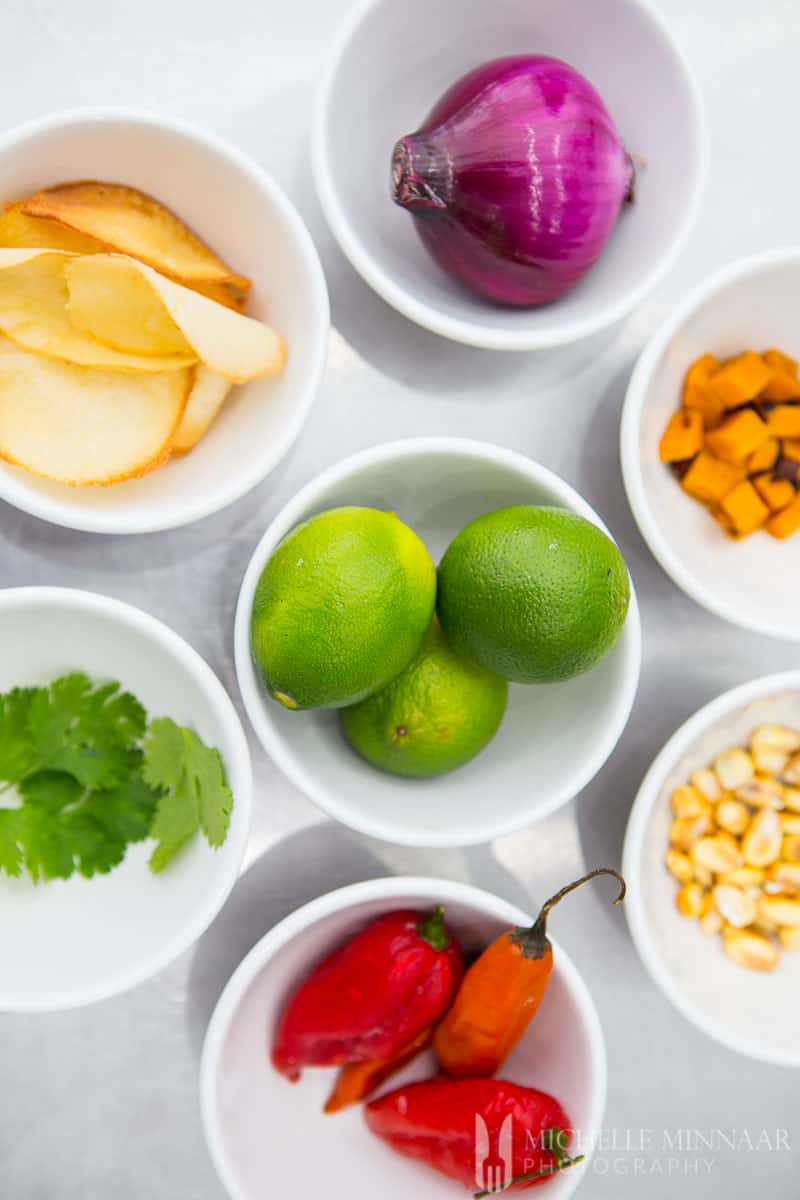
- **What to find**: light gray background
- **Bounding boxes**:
[1,0,798,1196]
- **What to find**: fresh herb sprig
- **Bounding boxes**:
[0,673,233,883]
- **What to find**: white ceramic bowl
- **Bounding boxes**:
[201,876,607,1200]
[622,248,800,641]
[235,438,641,846]
[622,671,800,1066]
[0,587,252,1011]
[312,0,706,351]
[0,108,329,534]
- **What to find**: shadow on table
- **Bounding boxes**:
[185,820,536,1059]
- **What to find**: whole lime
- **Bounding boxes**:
[340,619,508,777]
[251,506,436,710]
[437,506,630,683]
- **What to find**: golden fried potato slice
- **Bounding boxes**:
[0,203,106,253]
[65,255,285,382]
[0,336,191,485]
[0,202,247,310]
[21,181,250,290]
[0,249,195,372]
[173,366,232,453]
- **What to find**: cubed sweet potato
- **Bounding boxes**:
[710,352,772,409]
[705,409,770,464]
[681,452,746,504]
[763,348,799,377]
[659,409,704,462]
[719,480,770,535]
[781,437,800,462]
[753,472,796,513]
[746,437,780,473]
[766,493,800,539]
[766,405,800,438]
[762,371,800,402]
[683,353,724,425]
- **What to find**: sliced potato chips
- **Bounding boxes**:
[65,255,285,382]
[21,181,250,289]
[173,367,232,453]
[0,203,106,254]
[0,249,195,372]
[0,337,191,485]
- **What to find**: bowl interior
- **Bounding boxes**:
[0,115,326,532]
[205,885,604,1200]
[626,684,800,1063]
[318,0,702,346]
[0,591,250,1010]
[237,444,639,845]
[633,255,800,638]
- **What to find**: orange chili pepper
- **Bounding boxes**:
[433,868,626,1078]
[324,1027,433,1114]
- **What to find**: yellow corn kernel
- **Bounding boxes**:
[778,927,800,951]
[723,929,780,972]
[670,785,710,819]
[671,813,713,851]
[713,884,757,928]
[742,808,782,867]
[714,748,755,791]
[690,768,723,802]
[691,835,743,875]
[716,799,750,835]
[676,883,706,918]
[665,849,693,884]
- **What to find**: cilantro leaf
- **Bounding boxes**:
[143,718,233,872]
[0,688,38,785]
[0,809,23,877]
[2,761,160,882]
[27,673,146,790]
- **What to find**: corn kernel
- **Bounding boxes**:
[676,883,706,918]
[714,748,755,791]
[742,809,782,867]
[723,930,780,972]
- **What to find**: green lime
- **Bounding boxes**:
[437,506,630,684]
[251,506,436,710]
[340,619,508,777]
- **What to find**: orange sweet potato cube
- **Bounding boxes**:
[659,409,704,462]
[766,493,800,539]
[746,437,780,473]
[683,354,724,425]
[763,348,799,377]
[681,452,746,504]
[705,409,769,464]
[719,480,770,535]
[762,372,800,402]
[781,438,800,462]
[753,472,796,513]
[710,352,772,409]
[766,405,800,438]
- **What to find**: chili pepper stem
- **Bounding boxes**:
[417,905,450,951]
[472,1127,584,1196]
[511,867,626,959]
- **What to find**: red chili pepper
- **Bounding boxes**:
[271,906,463,1081]
[365,1077,581,1193]
[324,1026,432,1113]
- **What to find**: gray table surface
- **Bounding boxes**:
[2,0,799,1196]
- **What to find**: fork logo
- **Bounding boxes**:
[475,1113,514,1194]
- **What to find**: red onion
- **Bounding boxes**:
[391,55,634,308]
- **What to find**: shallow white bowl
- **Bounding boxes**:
[0,108,329,534]
[312,0,706,351]
[201,876,606,1200]
[623,672,800,1066]
[622,248,800,641]
[235,438,641,846]
[0,587,252,1011]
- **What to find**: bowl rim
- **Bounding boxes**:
[200,874,608,1200]
[0,585,253,1011]
[0,106,330,536]
[620,245,800,642]
[310,0,708,351]
[621,668,800,1066]
[234,436,642,847]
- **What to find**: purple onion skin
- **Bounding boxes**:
[391,55,634,308]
